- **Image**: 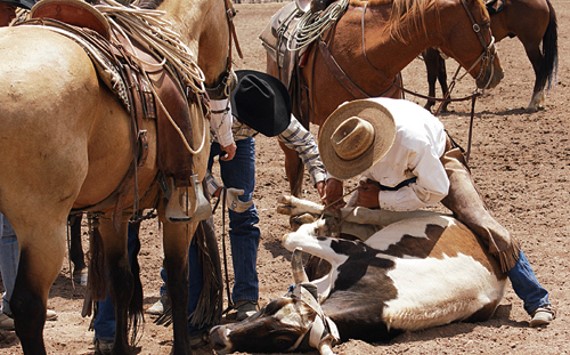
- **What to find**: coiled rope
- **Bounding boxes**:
[288,0,349,51]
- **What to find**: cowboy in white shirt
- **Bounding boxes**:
[319,97,554,327]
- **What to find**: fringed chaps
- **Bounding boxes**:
[440,138,521,273]
[189,217,223,329]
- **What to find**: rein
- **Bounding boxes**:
[212,188,235,314]
[459,0,498,89]
[205,0,243,100]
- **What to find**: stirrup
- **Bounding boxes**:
[165,175,211,223]
[165,184,191,223]
[191,176,212,221]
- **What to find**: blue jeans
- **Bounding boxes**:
[508,250,550,315]
[209,138,260,303]
[0,213,18,315]
[94,222,141,341]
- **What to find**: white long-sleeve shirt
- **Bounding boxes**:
[209,98,235,148]
[361,98,449,211]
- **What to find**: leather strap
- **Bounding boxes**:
[318,39,370,98]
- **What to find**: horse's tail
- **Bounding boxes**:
[87,222,144,346]
[542,0,558,90]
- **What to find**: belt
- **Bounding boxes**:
[366,177,417,191]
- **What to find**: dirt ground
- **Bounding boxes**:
[1,1,569,354]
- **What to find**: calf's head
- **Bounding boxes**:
[210,251,338,354]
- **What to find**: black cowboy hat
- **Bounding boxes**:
[230,70,292,137]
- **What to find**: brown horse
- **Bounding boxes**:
[423,0,558,112]
[266,0,504,196]
[0,0,236,353]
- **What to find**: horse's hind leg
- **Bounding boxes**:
[525,45,547,111]
[69,213,87,283]
[280,141,305,197]
[436,54,450,113]
[423,49,450,113]
[10,220,67,355]
[95,218,137,353]
[423,48,439,112]
[162,221,196,354]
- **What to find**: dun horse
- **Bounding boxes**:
[423,0,558,112]
[264,0,504,196]
[0,0,236,353]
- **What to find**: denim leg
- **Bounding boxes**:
[211,138,260,303]
[94,222,140,340]
[507,250,550,315]
[93,294,115,341]
[0,213,18,315]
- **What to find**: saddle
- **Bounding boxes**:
[29,0,111,39]
[24,0,208,218]
[259,2,324,125]
[259,2,305,94]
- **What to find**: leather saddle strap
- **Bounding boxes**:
[318,39,370,98]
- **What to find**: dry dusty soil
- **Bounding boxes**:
[1,1,569,354]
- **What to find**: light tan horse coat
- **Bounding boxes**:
[0,0,234,353]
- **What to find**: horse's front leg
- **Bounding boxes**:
[280,141,305,197]
[162,221,196,354]
[97,218,133,354]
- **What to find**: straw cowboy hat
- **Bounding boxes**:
[230,70,292,137]
[318,99,397,179]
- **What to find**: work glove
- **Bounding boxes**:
[225,187,253,213]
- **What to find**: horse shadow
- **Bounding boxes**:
[0,330,19,350]
[49,272,89,301]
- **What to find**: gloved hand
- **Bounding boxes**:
[226,188,253,213]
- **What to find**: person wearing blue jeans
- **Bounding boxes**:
[209,137,260,317]
[508,251,551,316]
[0,213,18,327]
[147,70,330,323]
[319,97,555,327]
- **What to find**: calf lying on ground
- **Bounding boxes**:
[210,196,507,354]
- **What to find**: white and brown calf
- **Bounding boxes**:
[210,196,507,354]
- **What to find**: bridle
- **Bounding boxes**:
[285,283,340,352]
[356,0,498,162]
[456,0,498,90]
[204,0,243,100]
[359,0,497,93]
